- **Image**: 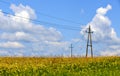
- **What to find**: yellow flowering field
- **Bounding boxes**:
[0,56,120,76]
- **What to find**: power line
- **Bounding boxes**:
[0,0,81,25]
[0,11,81,31]
[36,12,81,24]
[0,0,82,31]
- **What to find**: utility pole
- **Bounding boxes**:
[70,44,73,57]
[86,25,93,58]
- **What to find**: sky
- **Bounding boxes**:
[0,0,120,57]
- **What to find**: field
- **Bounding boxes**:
[0,57,120,76]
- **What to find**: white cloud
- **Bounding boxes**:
[0,41,24,48]
[81,4,120,56]
[81,4,114,42]
[71,38,81,43]
[10,4,36,20]
[0,32,38,42]
[109,45,120,49]
[0,50,9,56]
[100,50,120,56]
[0,4,69,56]
[96,4,112,15]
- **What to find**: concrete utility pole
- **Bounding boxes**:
[86,25,93,58]
[70,44,73,57]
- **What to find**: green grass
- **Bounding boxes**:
[0,56,120,76]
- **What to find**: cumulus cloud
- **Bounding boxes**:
[10,4,36,20]
[0,50,10,56]
[0,32,38,42]
[0,4,69,56]
[100,50,120,56]
[81,4,120,56]
[0,41,24,48]
[96,4,112,15]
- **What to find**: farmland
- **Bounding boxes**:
[0,56,120,76]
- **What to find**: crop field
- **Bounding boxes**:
[0,56,120,76]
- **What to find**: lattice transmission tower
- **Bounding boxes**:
[86,25,93,57]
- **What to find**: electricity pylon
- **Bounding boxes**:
[70,44,73,57]
[86,25,93,58]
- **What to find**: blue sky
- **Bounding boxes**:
[0,0,120,56]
